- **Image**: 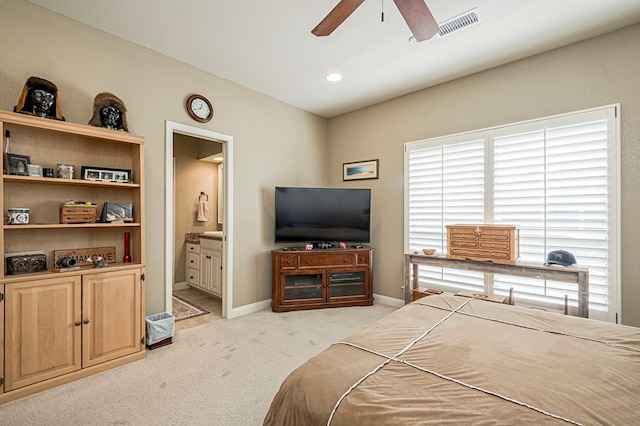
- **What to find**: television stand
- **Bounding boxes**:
[271,247,374,312]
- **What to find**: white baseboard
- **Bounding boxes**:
[173,282,268,319]
[227,299,272,319]
[227,294,403,319]
[173,281,190,291]
[373,293,404,308]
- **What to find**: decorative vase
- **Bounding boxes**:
[123,232,131,263]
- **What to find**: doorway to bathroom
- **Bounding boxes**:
[164,121,234,320]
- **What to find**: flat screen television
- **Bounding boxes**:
[275,187,371,244]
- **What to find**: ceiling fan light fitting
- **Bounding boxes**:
[313,0,438,42]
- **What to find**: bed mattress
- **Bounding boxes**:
[264,294,640,425]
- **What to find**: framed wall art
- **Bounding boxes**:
[6,153,31,176]
[343,159,379,181]
[81,166,131,183]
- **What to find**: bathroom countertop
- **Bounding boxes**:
[184,231,223,244]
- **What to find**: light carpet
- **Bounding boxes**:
[0,303,397,425]
[172,295,209,321]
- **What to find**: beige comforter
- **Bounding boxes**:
[264,295,640,425]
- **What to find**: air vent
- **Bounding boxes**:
[437,8,479,38]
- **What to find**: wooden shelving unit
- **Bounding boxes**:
[0,110,146,404]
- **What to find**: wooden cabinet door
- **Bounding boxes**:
[4,276,82,391]
[82,269,142,368]
[198,248,222,297]
[279,271,326,306]
[328,270,369,301]
[209,251,222,297]
[199,250,212,291]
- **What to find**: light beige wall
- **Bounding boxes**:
[327,23,640,326]
[173,134,219,284]
[0,0,328,313]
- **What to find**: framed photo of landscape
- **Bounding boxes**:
[343,159,379,181]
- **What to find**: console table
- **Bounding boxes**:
[404,254,589,318]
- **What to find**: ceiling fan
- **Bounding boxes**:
[312,0,439,42]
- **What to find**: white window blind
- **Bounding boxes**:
[405,106,619,321]
[407,137,486,292]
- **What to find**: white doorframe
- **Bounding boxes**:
[165,121,234,318]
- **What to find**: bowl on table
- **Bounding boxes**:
[422,248,436,256]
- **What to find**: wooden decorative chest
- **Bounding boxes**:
[446,224,519,265]
[60,205,97,224]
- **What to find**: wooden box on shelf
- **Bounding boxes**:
[0,110,146,405]
[60,205,97,224]
[446,224,519,265]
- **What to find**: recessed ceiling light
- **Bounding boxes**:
[325,72,343,82]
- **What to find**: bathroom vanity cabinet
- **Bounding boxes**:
[185,237,222,298]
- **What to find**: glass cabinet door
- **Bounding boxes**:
[328,271,366,299]
[283,274,323,302]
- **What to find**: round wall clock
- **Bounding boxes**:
[186,94,213,123]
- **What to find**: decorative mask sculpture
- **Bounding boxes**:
[14,76,65,121]
[88,92,128,131]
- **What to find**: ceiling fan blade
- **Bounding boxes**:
[312,0,365,36]
[393,0,439,42]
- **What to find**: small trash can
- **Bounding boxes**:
[145,312,175,349]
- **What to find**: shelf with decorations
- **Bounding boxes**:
[3,174,141,188]
[0,109,145,278]
[3,223,141,229]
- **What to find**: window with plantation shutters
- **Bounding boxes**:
[404,106,619,322]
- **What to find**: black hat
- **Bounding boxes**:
[544,250,576,266]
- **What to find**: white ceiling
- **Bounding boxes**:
[26,0,640,118]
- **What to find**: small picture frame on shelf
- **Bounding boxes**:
[100,202,133,223]
[28,164,42,177]
[81,166,131,183]
[6,153,31,176]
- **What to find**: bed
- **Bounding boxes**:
[264,294,640,425]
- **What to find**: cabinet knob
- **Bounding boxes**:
[75,321,81,327]
[305,260,310,264]
[83,319,90,325]
[190,260,194,264]
[190,276,194,279]
[286,260,291,264]
[343,258,348,262]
